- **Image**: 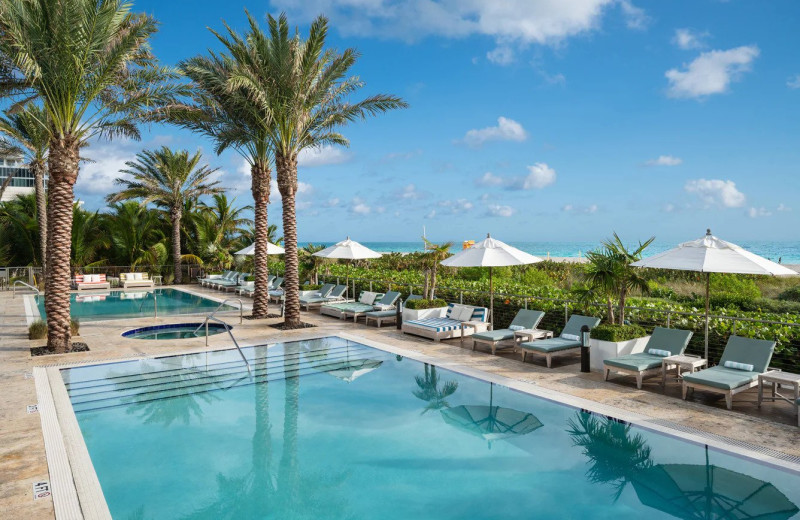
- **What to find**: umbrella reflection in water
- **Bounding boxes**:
[440,383,543,448]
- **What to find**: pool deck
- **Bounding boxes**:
[1,285,799,519]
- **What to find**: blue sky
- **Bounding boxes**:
[73,0,800,244]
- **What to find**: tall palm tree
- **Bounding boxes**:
[228,13,407,327]
[0,0,189,352]
[107,147,222,283]
[177,23,275,318]
[0,104,50,275]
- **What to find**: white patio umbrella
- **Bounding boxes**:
[631,229,796,358]
[233,242,285,256]
[313,237,382,298]
[441,233,543,326]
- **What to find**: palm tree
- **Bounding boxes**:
[0,194,39,267]
[603,233,654,324]
[177,21,275,318]
[412,364,459,413]
[299,243,325,284]
[71,205,110,270]
[575,248,620,323]
[202,193,251,246]
[107,147,222,283]
[105,202,167,269]
[0,104,50,275]
[0,0,189,352]
[422,238,453,299]
[228,13,407,327]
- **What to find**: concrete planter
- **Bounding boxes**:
[589,336,650,372]
[403,307,447,322]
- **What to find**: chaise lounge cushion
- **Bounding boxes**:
[681,366,759,390]
[519,337,581,353]
[604,353,665,372]
[405,317,464,333]
[471,329,516,342]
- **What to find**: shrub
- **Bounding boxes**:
[740,298,800,314]
[778,285,800,302]
[648,281,676,300]
[709,274,761,306]
[245,275,255,282]
[404,298,447,310]
[302,284,322,290]
[28,319,79,340]
[591,323,647,342]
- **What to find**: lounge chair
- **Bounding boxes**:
[320,291,386,319]
[210,272,242,290]
[682,336,776,410]
[341,291,401,322]
[402,303,488,342]
[270,276,284,291]
[120,272,154,289]
[365,294,422,327]
[603,327,694,389]
[471,309,545,355]
[73,274,110,291]
[300,285,346,310]
[236,281,254,296]
[297,283,334,307]
[517,314,601,367]
[200,270,233,288]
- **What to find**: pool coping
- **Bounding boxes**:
[35,330,800,519]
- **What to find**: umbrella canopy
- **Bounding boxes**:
[313,237,381,298]
[440,384,543,448]
[234,242,285,256]
[441,234,543,325]
[631,229,795,358]
[312,237,382,260]
[631,448,798,519]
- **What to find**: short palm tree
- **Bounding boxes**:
[229,13,408,327]
[422,238,453,299]
[299,243,325,284]
[0,104,50,275]
[0,0,189,352]
[203,193,252,246]
[177,22,275,318]
[71,205,110,270]
[105,202,167,268]
[107,147,222,283]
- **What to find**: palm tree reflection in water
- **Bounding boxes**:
[413,363,459,414]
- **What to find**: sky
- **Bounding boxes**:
[72,0,800,244]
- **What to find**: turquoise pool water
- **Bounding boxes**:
[63,337,800,519]
[121,323,230,340]
[35,288,231,321]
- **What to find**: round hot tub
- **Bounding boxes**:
[122,323,230,340]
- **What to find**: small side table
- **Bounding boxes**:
[460,320,488,346]
[152,275,163,286]
[758,371,800,418]
[662,354,707,386]
[107,276,120,288]
[513,329,554,345]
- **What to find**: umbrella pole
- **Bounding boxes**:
[489,266,494,329]
[705,272,710,360]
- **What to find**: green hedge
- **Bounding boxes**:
[778,286,800,303]
[302,284,323,290]
[591,323,647,342]
[405,298,447,310]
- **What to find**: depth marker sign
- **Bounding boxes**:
[33,480,51,500]
[26,404,38,414]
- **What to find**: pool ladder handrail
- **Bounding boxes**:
[138,291,158,320]
[12,280,40,299]
[204,316,251,374]
[193,298,243,335]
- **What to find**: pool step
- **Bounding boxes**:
[69,348,386,414]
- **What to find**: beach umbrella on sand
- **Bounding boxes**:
[440,383,543,448]
[631,229,796,359]
[313,237,382,298]
[441,233,543,326]
[631,446,799,520]
[234,242,285,256]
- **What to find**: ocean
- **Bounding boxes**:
[300,240,800,264]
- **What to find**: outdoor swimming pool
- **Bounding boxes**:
[34,288,232,321]
[62,336,800,519]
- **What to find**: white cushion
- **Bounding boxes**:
[133,273,143,280]
[648,349,671,357]
[85,274,97,283]
[452,305,473,322]
[561,333,580,341]
[361,291,377,305]
[509,325,525,331]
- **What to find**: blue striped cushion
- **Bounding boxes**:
[723,360,755,372]
[648,349,671,357]
[406,317,462,333]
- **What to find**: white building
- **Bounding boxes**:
[0,156,36,202]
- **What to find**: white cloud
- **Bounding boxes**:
[75,144,132,195]
[645,155,683,167]
[516,163,557,189]
[323,197,340,208]
[684,178,746,208]
[271,0,643,48]
[425,209,436,219]
[562,203,598,214]
[298,145,351,167]
[349,197,371,215]
[672,28,708,50]
[787,74,800,90]
[486,46,514,65]
[461,117,528,147]
[476,172,504,186]
[268,179,313,205]
[777,203,791,212]
[438,198,474,213]
[485,204,515,217]
[665,45,759,99]
[663,203,675,213]
[398,184,423,200]
[747,207,772,218]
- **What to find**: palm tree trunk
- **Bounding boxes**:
[33,161,47,278]
[0,169,13,201]
[276,153,300,327]
[45,137,79,353]
[619,288,627,325]
[251,161,271,318]
[606,298,615,324]
[171,207,182,284]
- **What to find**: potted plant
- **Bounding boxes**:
[588,323,650,371]
[403,298,448,321]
